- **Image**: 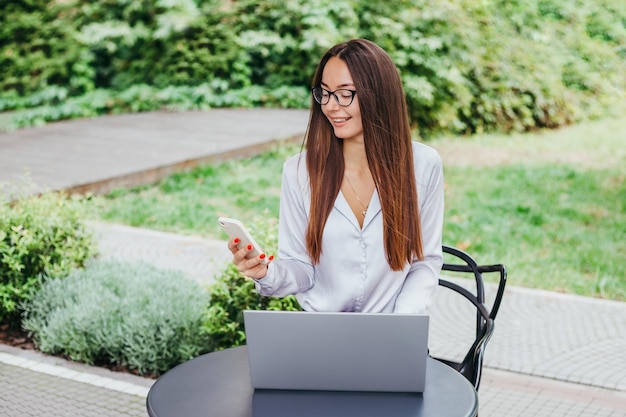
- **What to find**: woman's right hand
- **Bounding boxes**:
[227,237,273,280]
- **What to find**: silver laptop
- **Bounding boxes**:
[243,310,429,392]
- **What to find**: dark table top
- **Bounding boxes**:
[147,346,478,417]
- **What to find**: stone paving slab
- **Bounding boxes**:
[0,108,309,196]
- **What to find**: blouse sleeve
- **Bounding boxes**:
[254,155,315,297]
[394,146,444,314]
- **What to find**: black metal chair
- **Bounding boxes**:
[432,245,507,391]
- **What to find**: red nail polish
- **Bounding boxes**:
[247,244,253,251]
[269,255,274,261]
[260,253,266,259]
[234,238,240,244]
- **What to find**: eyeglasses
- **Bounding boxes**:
[311,87,357,107]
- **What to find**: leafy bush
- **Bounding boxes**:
[0,188,96,328]
[356,0,626,135]
[21,260,212,377]
[149,10,242,89]
[0,1,88,96]
[0,86,70,112]
[75,0,242,91]
[354,0,473,134]
[232,0,358,89]
[204,215,301,351]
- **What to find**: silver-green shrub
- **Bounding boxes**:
[22,260,211,376]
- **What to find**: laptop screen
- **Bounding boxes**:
[243,310,429,392]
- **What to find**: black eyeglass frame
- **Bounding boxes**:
[311,87,357,107]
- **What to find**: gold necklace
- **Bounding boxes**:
[344,174,369,218]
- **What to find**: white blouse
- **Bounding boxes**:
[255,141,444,314]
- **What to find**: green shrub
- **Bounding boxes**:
[0,188,96,328]
[0,1,88,96]
[21,260,212,377]
[1,0,625,135]
[149,10,241,89]
[232,0,358,89]
[204,215,301,351]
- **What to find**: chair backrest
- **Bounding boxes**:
[432,245,507,391]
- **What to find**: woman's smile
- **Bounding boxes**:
[332,116,352,125]
[321,57,363,142]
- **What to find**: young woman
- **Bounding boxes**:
[228,39,444,314]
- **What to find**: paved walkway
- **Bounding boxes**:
[0,108,309,196]
[1,110,625,417]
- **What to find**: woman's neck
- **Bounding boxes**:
[342,140,369,174]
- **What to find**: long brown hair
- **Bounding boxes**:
[305,39,423,271]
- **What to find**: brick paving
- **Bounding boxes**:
[1,109,625,416]
[0,345,152,417]
[0,362,146,417]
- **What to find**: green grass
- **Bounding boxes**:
[443,165,625,300]
[91,114,626,301]
[92,142,298,238]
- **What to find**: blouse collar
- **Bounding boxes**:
[335,189,381,230]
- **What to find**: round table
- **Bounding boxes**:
[147,346,478,417]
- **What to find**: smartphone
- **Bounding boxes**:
[218,217,267,264]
